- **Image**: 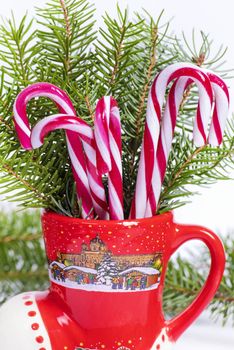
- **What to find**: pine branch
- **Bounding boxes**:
[2,163,48,204]
[159,124,234,213]
[84,94,94,120]
[59,0,73,75]
[37,0,96,84]
[0,210,48,304]
[164,235,234,326]
[135,27,157,134]
[0,13,37,86]
[128,16,158,170]
[0,3,233,218]
[94,5,145,95]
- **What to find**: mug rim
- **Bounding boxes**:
[42,209,173,226]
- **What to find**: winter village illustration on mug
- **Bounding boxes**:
[76,347,131,350]
[49,234,163,292]
[76,347,132,350]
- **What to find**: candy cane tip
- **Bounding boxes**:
[194,140,206,148]
[31,141,42,149]
[20,140,33,150]
[208,136,222,147]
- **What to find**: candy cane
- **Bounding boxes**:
[207,72,230,145]
[13,83,76,149]
[94,97,124,220]
[130,63,214,219]
[144,78,189,218]
[13,83,108,219]
[31,114,92,148]
[145,72,230,217]
[30,113,110,219]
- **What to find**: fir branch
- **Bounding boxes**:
[0,14,37,86]
[159,145,207,208]
[178,50,205,111]
[0,233,41,243]
[0,115,14,132]
[109,25,125,86]
[2,163,48,204]
[164,235,234,326]
[60,0,72,39]
[94,5,146,97]
[84,94,94,120]
[0,3,233,218]
[0,270,48,282]
[159,124,234,213]
[134,18,158,148]
[0,210,48,304]
[124,19,159,210]
[37,0,96,85]
[59,0,73,75]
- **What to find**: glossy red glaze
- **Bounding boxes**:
[36,211,225,350]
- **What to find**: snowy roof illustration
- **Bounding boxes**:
[119,267,160,276]
[50,261,66,269]
[50,261,97,274]
[64,265,97,274]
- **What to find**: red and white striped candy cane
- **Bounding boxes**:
[145,72,230,217]
[130,63,214,219]
[207,72,230,145]
[13,83,76,149]
[31,115,92,175]
[13,83,108,219]
[94,96,124,220]
[30,113,109,219]
[144,78,189,218]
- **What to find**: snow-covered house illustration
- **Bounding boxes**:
[119,267,160,290]
[64,266,97,283]
[50,262,97,284]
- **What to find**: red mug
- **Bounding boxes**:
[0,211,225,350]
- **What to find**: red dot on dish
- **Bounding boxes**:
[31,323,39,330]
[28,311,36,317]
[156,345,160,349]
[39,348,46,350]
[36,336,44,343]
[162,335,165,342]
[25,301,33,306]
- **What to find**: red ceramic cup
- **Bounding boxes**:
[0,211,225,350]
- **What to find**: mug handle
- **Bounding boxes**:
[165,223,225,342]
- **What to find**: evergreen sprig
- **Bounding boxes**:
[0,210,48,304]
[164,235,234,326]
[0,0,233,217]
[159,121,234,213]
[0,13,37,87]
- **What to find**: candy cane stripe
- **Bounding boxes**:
[145,69,229,217]
[94,96,124,220]
[131,63,214,219]
[207,72,230,145]
[14,83,109,219]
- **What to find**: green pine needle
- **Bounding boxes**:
[0,0,233,217]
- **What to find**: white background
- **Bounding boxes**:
[0,1,233,349]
